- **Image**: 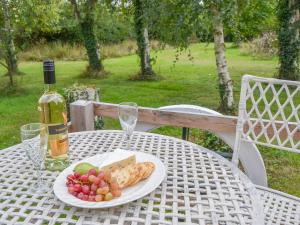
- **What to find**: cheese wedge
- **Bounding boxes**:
[100,150,136,173]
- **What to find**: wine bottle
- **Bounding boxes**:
[38,59,69,171]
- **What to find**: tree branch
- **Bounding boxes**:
[69,0,81,21]
[0,61,8,69]
[86,0,97,14]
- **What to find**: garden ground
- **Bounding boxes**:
[0,43,299,197]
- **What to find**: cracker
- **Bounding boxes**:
[110,161,156,189]
[111,168,131,189]
[129,163,145,186]
[141,162,155,180]
[124,164,140,187]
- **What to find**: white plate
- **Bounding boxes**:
[53,151,166,208]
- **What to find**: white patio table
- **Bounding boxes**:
[0,130,293,225]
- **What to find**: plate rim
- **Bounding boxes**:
[53,151,166,209]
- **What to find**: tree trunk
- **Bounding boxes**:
[278,0,299,80]
[142,28,154,76]
[80,19,103,71]
[1,0,18,85]
[69,0,103,75]
[133,0,155,79]
[211,4,234,113]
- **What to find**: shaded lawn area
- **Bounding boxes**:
[0,43,299,197]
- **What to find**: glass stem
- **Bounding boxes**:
[36,166,43,187]
[125,134,131,150]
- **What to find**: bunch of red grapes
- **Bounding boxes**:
[66,169,121,202]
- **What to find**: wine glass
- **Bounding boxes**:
[20,123,50,193]
[118,102,138,150]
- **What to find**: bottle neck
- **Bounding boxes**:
[44,83,56,93]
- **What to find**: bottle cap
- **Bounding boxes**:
[43,59,56,84]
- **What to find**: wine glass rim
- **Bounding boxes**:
[119,102,138,107]
[21,123,47,133]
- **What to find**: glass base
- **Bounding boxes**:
[45,158,69,171]
[29,181,50,194]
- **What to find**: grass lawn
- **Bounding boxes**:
[1,43,299,197]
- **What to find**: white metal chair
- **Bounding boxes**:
[233,75,300,224]
[136,104,268,186]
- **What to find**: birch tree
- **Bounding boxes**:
[133,0,156,80]
[210,2,234,112]
[150,0,234,112]
[150,0,273,113]
[204,0,273,112]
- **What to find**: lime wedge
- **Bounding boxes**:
[74,162,99,175]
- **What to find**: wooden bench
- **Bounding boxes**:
[69,100,278,187]
[70,101,238,133]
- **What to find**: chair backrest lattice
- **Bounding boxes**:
[232,75,300,165]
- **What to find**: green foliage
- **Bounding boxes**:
[197,131,232,153]
[148,0,203,47]
[223,0,277,42]
[22,3,81,45]
[277,0,300,80]
[148,0,276,47]
[2,1,134,53]
[0,0,63,83]
[10,0,62,49]
[2,0,277,54]
[240,32,278,59]
[94,6,135,44]
[42,3,134,45]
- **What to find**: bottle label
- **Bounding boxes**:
[48,124,67,135]
[48,124,69,157]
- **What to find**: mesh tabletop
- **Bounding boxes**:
[0,131,264,225]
